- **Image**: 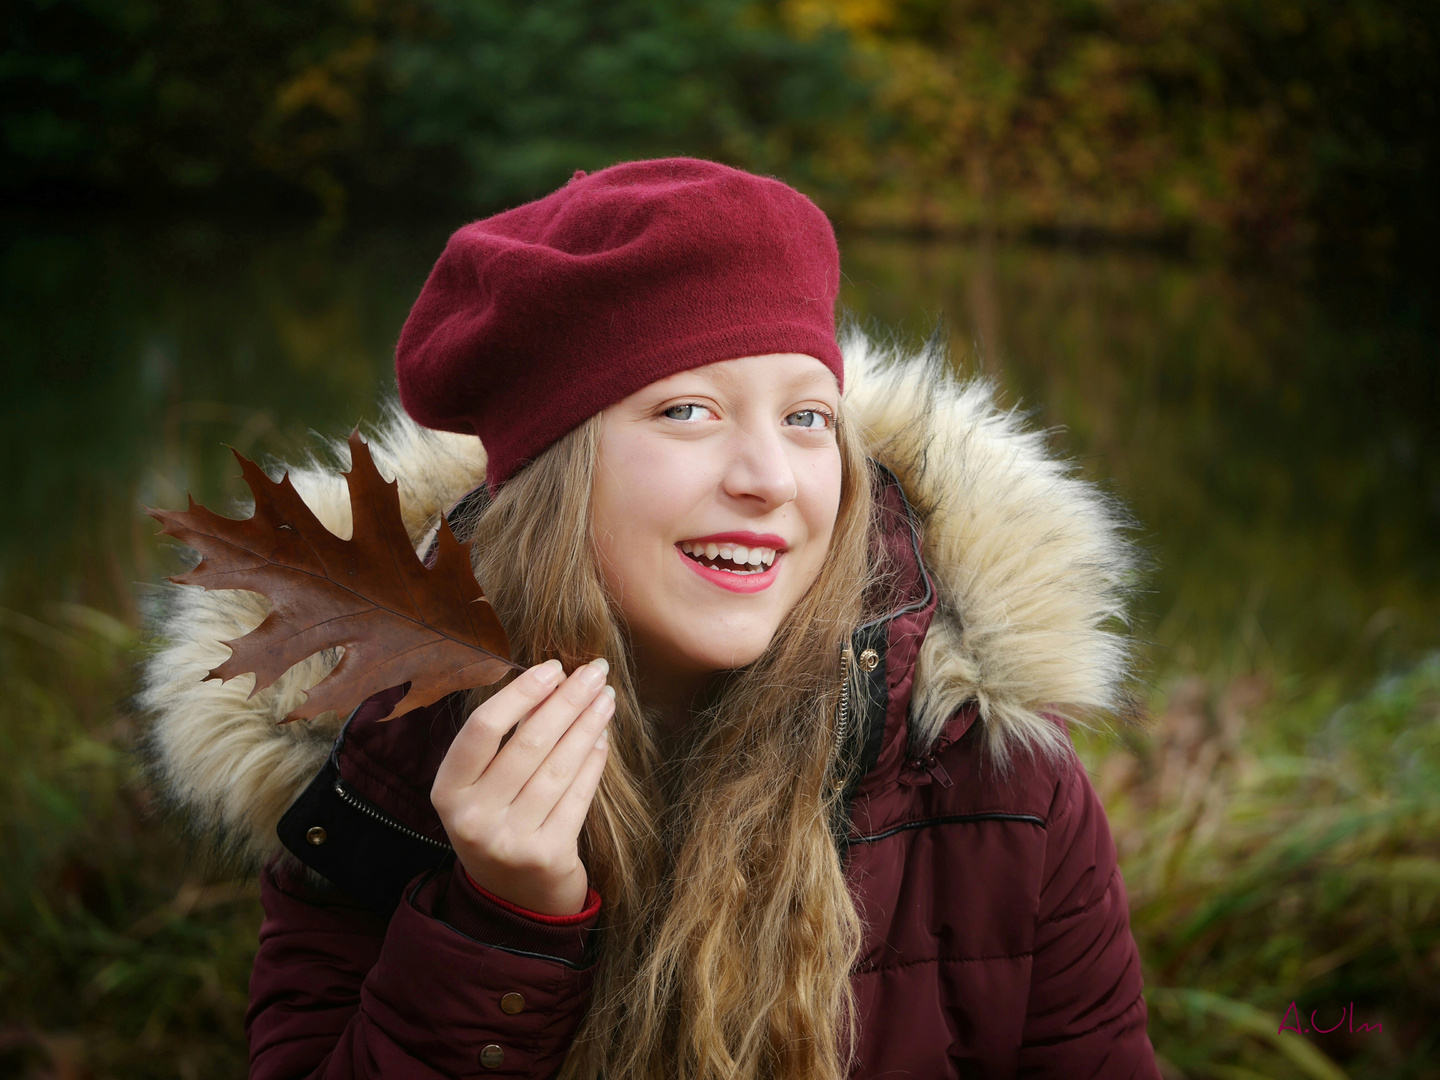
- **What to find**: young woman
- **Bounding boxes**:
[142,158,1160,1079]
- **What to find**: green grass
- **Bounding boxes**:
[2,597,1437,1077]
[0,603,255,1078]
[1081,658,1440,1079]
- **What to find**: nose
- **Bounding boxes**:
[719,421,798,507]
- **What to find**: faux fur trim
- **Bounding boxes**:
[138,334,1136,863]
[840,328,1137,770]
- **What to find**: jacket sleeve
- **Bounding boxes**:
[246,856,596,1079]
[1017,751,1162,1080]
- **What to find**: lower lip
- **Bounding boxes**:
[677,546,781,594]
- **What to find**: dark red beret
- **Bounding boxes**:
[395,157,843,489]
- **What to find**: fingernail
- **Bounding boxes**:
[596,728,609,748]
[589,656,610,676]
[602,685,616,701]
[537,658,564,683]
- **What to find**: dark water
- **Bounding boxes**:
[3,221,1436,687]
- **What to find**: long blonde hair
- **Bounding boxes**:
[458,399,877,1080]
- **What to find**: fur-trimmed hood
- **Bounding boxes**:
[138,329,1137,865]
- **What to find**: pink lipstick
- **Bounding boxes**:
[681,531,787,550]
[674,532,787,595]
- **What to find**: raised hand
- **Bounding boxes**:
[430,657,614,915]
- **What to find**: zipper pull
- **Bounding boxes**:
[924,754,954,788]
[901,752,953,788]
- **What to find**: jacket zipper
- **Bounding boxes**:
[332,775,453,852]
[830,644,853,792]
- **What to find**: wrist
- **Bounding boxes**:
[461,869,602,925]
[457,857,589,916]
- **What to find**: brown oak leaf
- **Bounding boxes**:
[149,430,518,723]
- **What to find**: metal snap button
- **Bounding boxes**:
[858,648,880,672]
[306,826,327,845]
[500,992,525,1015]
[480,1044,504,1068]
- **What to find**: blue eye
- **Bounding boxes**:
[663,403,711,421]
[786,409,833,429]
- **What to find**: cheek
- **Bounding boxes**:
[591,435,706,600]
[592,481,649,605]
[802,451,844,550]
[787,455,843,594]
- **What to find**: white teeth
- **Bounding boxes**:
[678,540,779,569]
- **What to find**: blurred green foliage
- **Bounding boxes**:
[385,0,863,209]
[1,0,859,221]
[801,0,1439,258]
[1080,659,1440,1077]
[0,601,257,1078]
[4,0,1437,257]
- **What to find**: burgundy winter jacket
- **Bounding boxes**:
[241,472,1159,1079]
[140,336,1159,1079]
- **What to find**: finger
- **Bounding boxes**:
[479,657,610,803]
[433,659,564,793]
[540,727,610,841]
[509,685,615,831]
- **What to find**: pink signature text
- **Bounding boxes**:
[1278,1001,1382,1036]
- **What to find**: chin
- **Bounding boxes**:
[666,620,779,675]
[699,640,771,672]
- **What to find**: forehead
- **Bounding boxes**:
[634,353,839,399]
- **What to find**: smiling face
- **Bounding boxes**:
[591,353,844,699]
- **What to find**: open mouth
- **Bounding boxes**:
[678,540,778,576]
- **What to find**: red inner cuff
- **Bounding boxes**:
[463,870,602,925]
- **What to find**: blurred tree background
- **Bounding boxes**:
[2,2,1438,1078]
[3,0,862,226]
[4,0,1437,259]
